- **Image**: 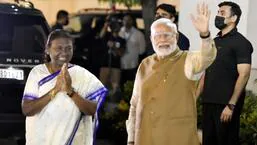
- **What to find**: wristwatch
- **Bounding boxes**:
[227,104,235,111]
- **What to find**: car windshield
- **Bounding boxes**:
[0,13,48,53]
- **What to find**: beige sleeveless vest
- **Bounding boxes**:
[135,51,200,145]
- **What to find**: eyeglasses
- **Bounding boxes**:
[152,32,176,40]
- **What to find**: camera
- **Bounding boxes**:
[106,16,122,32]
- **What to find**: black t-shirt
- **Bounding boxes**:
[202,28,253,105]
[101,32,126,68]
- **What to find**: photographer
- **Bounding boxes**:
[99,16,126,100]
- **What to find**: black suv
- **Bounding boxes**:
[0,1,49,142]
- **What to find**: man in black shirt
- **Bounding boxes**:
[155,3,190,50]
[201,1,253,145]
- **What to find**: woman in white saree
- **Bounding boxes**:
[22,30,107,145]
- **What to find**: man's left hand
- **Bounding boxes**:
[220,106,233,123]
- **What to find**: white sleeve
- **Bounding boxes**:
[126,63,142,142]
[23,67,40,100]
[184,38,216,80]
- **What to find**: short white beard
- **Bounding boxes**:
[153,43,177,57]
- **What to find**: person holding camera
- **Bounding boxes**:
[99,16,126,99]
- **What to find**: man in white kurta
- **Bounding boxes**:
[126,3,217,145]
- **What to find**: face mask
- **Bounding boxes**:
[215,16,227,30]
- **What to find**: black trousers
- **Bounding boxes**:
[202,103,243,145]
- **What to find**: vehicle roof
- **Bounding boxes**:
[76,8,141,15]
[0,3,44,17]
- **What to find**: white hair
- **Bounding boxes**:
[150,18,178,34]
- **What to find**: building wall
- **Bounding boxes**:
[32,0,180,26]
[246,0,257,93]
[32,0,141,24]
[157,0,180,9]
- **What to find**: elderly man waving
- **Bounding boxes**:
[126,2,216,145]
